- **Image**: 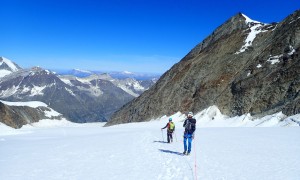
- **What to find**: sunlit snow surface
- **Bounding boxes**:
[0,69,12,78]
[0,108,299,180]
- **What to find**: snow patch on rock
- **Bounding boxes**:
[235,14,268,54]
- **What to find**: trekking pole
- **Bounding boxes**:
[174,131,178,142]
[161,129,164,142]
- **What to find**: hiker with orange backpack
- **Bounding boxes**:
[161,118,175,143]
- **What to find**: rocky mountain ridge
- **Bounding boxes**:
[107,10,300,126]
[0,100,63,128]
[0,58,157,124]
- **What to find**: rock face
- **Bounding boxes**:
[0,101,63,129]
[107,10,300,126]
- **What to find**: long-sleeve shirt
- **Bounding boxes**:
[162,122,175,132]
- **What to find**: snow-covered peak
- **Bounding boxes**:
[74,69,93,74]
[30,66,43,71]
[76,73,114,83]
[0,57,20,72]
[111,78,146,97]
[123,71,134,75]
[235,14,268,54]
[0,57,22,78]
[28,67,54,76]
[242,14,262,25]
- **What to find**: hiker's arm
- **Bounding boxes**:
[183,119,186,127]
[161,124,168,129]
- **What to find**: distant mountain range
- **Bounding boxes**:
[54,68,161,80]
[0,57,158,126]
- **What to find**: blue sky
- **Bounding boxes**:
[1,0,299,73]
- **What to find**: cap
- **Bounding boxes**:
[187,112,193,117]
[169,118,172,121]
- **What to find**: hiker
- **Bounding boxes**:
[161,118,175,143]
[183,112,196,155]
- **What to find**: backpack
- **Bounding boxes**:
[169,122,175,131]
[185,119,196,133]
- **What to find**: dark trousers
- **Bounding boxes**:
[167,132,173,143]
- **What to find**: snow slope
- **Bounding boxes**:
[0,57,19,72]
[0,109,299,180]
[0,69,12,78]
[0,57,20,78]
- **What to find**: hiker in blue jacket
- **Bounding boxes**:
[183,112,196,155]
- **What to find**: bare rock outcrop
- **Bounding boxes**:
[107,10,300,126]
[0,102,63,128]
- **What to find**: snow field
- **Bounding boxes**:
[0,119,299,180]
[0,69,12,78]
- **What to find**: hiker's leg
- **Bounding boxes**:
[183,137,187,151]
[188,134,192,153]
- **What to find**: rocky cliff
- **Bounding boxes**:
[0,101,63,128]
[107,10,300,126]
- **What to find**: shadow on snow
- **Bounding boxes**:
[153,140,169,144]
[158,149,183,156]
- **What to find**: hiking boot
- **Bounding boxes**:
[183,151,186,155]
[187,152,190,155]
